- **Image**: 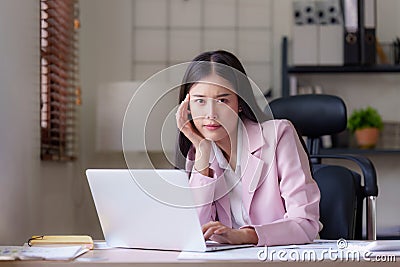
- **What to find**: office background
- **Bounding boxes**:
[0,0,399,245]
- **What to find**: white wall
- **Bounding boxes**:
[131,0,273,95]
[0,0,39,243]
[79,0,132,163]
[0,0,41,244]
[271,0,292,98]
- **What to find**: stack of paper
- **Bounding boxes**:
[0,245,89,261]
[178,240,400,261]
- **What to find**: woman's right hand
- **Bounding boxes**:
[176,94,203,148]
[176,94,212,176]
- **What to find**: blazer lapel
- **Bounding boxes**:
[240,119,276,216]
[241,153,265,215]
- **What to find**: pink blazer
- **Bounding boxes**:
[187,119,321,246]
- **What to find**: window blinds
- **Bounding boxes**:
[40,0,81,161]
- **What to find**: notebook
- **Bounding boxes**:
[86,169,253,252]
[28,235,94,249]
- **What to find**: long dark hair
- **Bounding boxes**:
[175,50,269,169]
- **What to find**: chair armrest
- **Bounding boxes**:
[310,154,378,240]
[310,154,378,197]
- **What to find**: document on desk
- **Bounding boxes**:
[178,240,400,261]
[178,247,262,261]
[0,245,89,261]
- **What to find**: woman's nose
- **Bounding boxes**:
[205,99,217,119]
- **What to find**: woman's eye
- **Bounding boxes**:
[194,99,205,104]
[217,99,227,103]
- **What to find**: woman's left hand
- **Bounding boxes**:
[202,221,258,245]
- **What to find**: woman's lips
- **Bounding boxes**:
[204,124,221,131]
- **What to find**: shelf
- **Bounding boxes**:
[281,36,400,157]
[287,65,400,74]
[280,37,400,97]
[320,148,400,155]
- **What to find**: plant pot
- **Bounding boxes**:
[355,127,380,149]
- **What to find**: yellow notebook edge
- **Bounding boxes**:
[28,235,94,250]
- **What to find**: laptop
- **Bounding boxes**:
[86,169,253,252]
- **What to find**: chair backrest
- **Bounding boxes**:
[268,94,378,240]
[268,94,346,155]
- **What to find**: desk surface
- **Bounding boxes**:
[0,247,398,267]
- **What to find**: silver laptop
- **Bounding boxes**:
[86,169,253,252]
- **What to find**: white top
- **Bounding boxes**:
[210,124,249,228]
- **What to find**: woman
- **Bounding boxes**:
[175,50,321,246]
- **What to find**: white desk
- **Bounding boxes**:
[0,247,398,267]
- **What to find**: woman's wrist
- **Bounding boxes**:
[193,157,209,171]
[194,156,210,176]
[241,227,258,245]
[194,140,212,177]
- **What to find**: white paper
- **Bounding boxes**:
[178,240,400,261]
[20,246,88,260]
[178,247,262,261]
[0,246,22,260]
[0,245,88,261]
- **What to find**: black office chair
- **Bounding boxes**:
[268,94,378,240]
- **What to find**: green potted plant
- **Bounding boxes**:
[347,106,383,149]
